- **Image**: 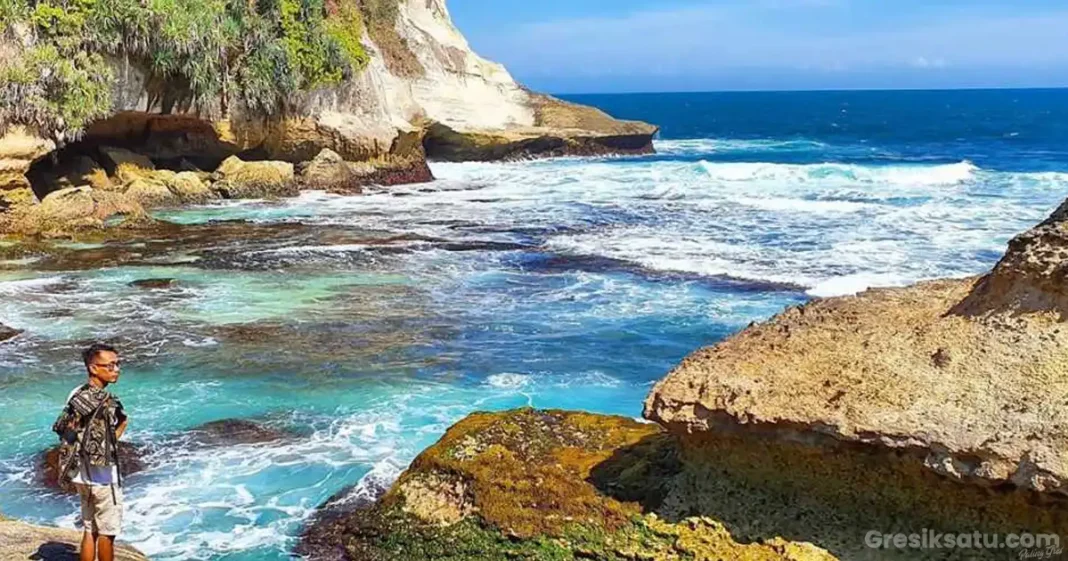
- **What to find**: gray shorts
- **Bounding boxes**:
[76,484,123,536]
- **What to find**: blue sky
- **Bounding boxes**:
[448,0,1068,93]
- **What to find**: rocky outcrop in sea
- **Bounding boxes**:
[299,195,1068,558]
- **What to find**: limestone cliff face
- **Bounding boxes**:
[0,0,656,212]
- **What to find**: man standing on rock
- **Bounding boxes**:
[52,344,128,561]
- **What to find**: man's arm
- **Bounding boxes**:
[116,418,128,439]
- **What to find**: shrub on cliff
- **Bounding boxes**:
[0,0,396,141]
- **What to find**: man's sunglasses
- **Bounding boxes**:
[91,361,121,371]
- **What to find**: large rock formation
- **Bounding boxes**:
[0,0,657,232]
[0,517,148,560]
[642,197,1068,556]
[300,198,1068,560]
[298,408,834,561]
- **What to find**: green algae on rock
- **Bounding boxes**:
[297,408,835,561]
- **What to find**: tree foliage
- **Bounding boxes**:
[0,0,392,140]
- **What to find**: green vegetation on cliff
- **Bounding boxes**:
[0,0,397,140]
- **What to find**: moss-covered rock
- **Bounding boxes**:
[99,146,157,184]
[212,155,296,199]
[298,408,835,561]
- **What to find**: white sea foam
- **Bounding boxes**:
[696,160,978,186]
[656,138,828,155]
[486,372,532,388]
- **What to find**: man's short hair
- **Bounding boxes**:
[82,343,118,367]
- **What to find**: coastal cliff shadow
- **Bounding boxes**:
[29,541,77,560]
[588,433,1068,561]
[586,432,683,513]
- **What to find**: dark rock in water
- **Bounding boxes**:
[0,323,21,342]
[37,441,148,493]
[297,480,390,561]
[185,419,289,447]
[129,278,177,289]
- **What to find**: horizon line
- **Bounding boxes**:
[552,85,1068,97]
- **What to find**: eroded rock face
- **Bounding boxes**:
[641,198,1068,556]
[0,126,55,192]
[297,408,834,561]
[645,196,1068,498]
[952,198,1068,318]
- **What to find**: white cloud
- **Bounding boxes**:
[911,56,948,69]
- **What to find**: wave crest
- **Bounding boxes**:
[696,160,979,186]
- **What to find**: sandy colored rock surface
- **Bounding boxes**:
[0,126,55,191]
[0,519,148,560]
[4,186,146,236]
[645,199,1068,497]
[212,156,296,199]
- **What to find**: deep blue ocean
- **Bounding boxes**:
[2,89,1067,560]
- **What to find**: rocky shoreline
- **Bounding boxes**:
[0,517,149,561]
[296,194,1068,559]
[0,0,657,238]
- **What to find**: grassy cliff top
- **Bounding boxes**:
[0,0,405,141]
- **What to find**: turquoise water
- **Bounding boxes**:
[2,89,1068,559]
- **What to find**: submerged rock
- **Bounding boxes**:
[184,419,290,447]
[0,518,148,560]
[37,441,149,493]
[0,322,21,342]
[129,278,177,289]
[298,408,834,561]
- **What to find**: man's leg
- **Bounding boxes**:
[77,485,96,561]
[80,530,96,561]
[96,534,115,561]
